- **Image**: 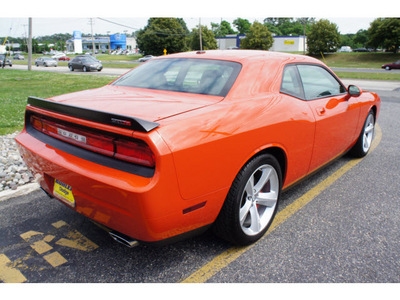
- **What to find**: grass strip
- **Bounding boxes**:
[0,70,117,135]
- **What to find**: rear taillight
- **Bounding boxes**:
[30,115,155,167]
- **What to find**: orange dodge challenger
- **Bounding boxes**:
[16,50,380,246]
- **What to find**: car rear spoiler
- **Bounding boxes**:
[27,96,160,133]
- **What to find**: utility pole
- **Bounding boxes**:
[28,17,32,71]
[199,18,202,51]
[89,18,96,56]
[303,21,306,55]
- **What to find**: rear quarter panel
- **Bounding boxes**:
[157,93,316,202]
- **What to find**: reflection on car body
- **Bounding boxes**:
[16,50,380,247]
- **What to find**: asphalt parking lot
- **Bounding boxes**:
[0,75,399,284]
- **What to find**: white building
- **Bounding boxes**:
[269,35,307,52]
[216,35,307,52]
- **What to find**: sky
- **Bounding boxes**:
[0,17,377,38]
[0,0,397,38]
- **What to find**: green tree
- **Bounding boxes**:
[353,29,369,48]
[211,20,236,37]
[307,19,340,55]
[233,18,251,35]
[190,25,218,50]
[339,34,355,48]
[368,18,400,53]
[263,18,314,36]
[136,18,189,56]
[240,21,273,50]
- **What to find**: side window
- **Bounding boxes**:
[297,65,346,100]
[280,65,304,99]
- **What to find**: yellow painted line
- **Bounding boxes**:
[181,124,382,283]
[43,252,68,268]
[20,231,54,255]
[53,220,99,251]
[0,254,27,283]
[56,230,99,252]
[52,220,68,229]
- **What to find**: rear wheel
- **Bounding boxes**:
[349,110,375,158]
[213,154,282,245]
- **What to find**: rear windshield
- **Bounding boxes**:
[112,58,242,97]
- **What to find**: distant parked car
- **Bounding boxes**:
[35,57,58,67]
[52,53,66,60]
[338,46,352,53]
[58,56,70,61]
[382,60,400,70]
[0,54,12,67]
[68,56,103,72]
[353,48,369,52]
[13,54,25,60]
[138,55,154,62]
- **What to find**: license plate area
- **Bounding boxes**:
[53,179,75,207]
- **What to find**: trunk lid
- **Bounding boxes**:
[48,85,223,122]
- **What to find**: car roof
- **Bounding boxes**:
[156,50,320,65]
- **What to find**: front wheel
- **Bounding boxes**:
[83,66,87,72]
[213,154,282,245]
[349,110,375,158]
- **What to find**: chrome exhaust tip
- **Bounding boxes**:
[109,231,139,248]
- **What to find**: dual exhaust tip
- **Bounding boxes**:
[109,231,139,248]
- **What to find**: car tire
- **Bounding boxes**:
[69,66,74,71]
[36,64,39,67]
[83,66,87,72]
[349,110,375,158]
[385,66,391,70]
[213,154,282,245]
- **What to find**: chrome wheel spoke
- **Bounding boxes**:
[244,176,255,198]
[240,200,252,225]
[256,192,277,207]
[363,135,371,149]
[249,205,261,233]
[254,167,272,194]
[365,123,374,134]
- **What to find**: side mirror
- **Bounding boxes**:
[348,85,362,97]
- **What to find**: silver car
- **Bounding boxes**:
[35,57,58,67]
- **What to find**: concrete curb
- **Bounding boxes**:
[0,182,40,202]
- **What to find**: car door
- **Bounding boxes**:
[72,58,82,69]
[297,64,360,172]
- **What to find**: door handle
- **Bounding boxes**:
[316,107,326,115]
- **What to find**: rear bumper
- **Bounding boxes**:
[15,128,218,243]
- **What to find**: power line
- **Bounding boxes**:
[97,17,191,36]
[97,18,139,31]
